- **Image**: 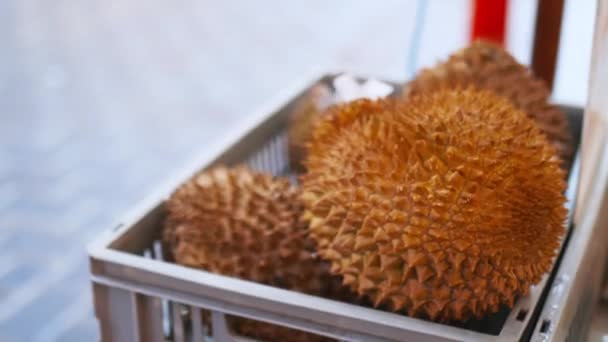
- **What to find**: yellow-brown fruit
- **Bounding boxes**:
[288,84,334,173]
[302,89,567,322]
[164,165,325,292]
[163,166,337,341]
[404,41,573,169]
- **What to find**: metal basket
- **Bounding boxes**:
[88,74,584,342]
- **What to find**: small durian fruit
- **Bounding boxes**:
[404,41,573,169]
[164,165,325,292]
[288,76,394,173]
[288,84,334,173]
[302,89,567,322]
[163,166,336,341]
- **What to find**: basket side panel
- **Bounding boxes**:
[93,284,165,342]
[134,293,165,342]
[93,284,135,342]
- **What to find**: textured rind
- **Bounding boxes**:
[164,166,325,292]
[302,89,567,322]
[288,84,334,173]
[163,166,337,341]
[404,41,573,170]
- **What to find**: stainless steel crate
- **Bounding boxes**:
[88,73,585,342]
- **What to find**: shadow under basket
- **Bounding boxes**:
[88,73,583,342]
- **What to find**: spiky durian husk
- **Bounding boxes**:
[164,165,326,292]
[404,41,573,170]
[288,84,333,173]
[302,89,567,322]
[163,166,339,341]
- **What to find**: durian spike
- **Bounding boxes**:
[404,40,573,170]
[303,89,567,322]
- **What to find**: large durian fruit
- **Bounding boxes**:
[302,89,567,322]
[404,41,573,170]
[163,166,335,342]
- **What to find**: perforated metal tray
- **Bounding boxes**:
[88,73,584,342]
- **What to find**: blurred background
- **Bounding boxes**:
[0,0,598,341]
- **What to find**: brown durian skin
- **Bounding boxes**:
[163,166,335,342]
[288,84,334,173]
[302,89,567,322]
[404,41,573,170]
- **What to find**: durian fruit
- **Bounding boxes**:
[288,76,394,173]
[164,165,325,292]
[288,84,334,173]
[163,166,335,341]
[404,41,573,170]
[302,89,567,322]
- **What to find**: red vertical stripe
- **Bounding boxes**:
[470,0,508,45]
